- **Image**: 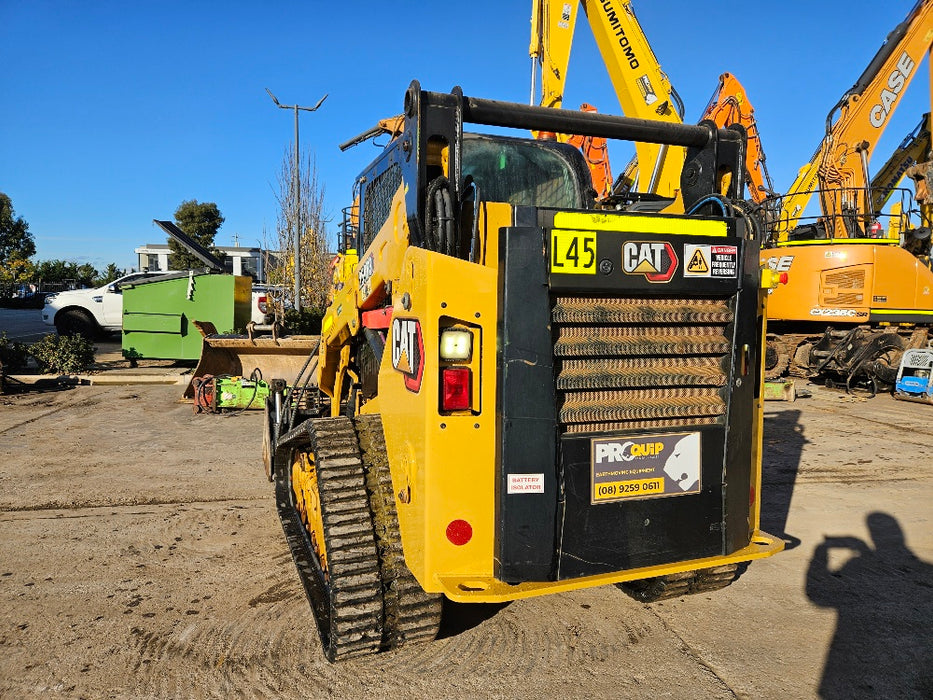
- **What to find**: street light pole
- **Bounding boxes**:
[266,88,328,313]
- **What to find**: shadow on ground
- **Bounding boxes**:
[437,600,510,640]
[761,407,807,550]
[806,512,933,698]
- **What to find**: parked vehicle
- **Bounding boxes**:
[42,270,273,340]
[41,272,170,338]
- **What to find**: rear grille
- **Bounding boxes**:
[821,268,866,306]
[553,296,733,434]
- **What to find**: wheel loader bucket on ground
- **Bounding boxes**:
[182,320,319,400]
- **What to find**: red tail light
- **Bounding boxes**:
[441,367,471,411]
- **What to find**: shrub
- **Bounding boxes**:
[283,307,325,335]
[0,333,30,372]
[30,333,96,374]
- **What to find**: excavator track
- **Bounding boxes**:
[274,417,384,661]
[617,564,739,602]
[764,338,791,380]
[355,415,443,649]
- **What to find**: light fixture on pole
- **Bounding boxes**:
[266,88,328,313]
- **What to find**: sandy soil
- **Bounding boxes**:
[0,382,930,699]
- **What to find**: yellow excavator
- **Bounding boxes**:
[529,0,685,207]
[761,1,933,390]
[529,0,773,211]
[870,112,931,216]
[262,83,783,661]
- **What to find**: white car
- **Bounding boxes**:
[42,272,272,338]
[41,272,170,338]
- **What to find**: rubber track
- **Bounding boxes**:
[355,415,443,650]
[616,564,739,602]
[274,417,383,661]
[764,340,791,380]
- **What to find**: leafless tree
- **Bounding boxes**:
[270,148,333,314]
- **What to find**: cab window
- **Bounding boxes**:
[462,134,586,210]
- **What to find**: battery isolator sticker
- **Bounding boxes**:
[507,473,545,494]
[591,432,702,504]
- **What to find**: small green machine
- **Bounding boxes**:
[191,373,277,412]
[121,220,251,361]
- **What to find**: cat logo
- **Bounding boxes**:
[391,317,424,392]
[622,241,678,282]
[687,248,709,274]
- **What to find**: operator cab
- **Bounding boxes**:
[461,133,595,210]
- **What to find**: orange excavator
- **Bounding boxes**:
[760,0,933,390]
[700,73,775,205]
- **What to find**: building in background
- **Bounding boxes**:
[134,243,280,283]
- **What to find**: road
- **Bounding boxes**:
[0,382,930,698]
[0,308,49,343]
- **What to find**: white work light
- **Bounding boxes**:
[439,328,473,361]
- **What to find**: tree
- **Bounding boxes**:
[167,200,225,270]
[74,263,97,287]
[272,148,332,312]
[95,263,123,285]
[34,259,99,287]
[0,252,35,290]
[0,192,35,268]
[35,259,78,284]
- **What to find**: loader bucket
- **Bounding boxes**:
[183,321,320,400]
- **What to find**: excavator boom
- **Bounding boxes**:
[701,73,774,204]
[530,0,685,199]
[774,0,933,240]
[531,1,769,207]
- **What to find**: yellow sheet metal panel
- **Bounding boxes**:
[762,243,933,322]
[434,531,784,603]
[553,211,728,236]
[377,247,499,592]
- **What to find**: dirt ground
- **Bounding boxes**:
[0,377,931,699]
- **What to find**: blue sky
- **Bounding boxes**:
[1,1,930,272]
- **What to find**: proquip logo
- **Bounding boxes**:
[391,317,424,392]
[622,241,678,282]
[595,440,666,463]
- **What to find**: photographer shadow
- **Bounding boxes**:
[806,512,933,698]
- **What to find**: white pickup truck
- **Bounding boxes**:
[42,272,272,338]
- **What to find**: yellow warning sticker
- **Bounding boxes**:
[687,248,709,274]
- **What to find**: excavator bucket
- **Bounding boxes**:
[183,321,319,400]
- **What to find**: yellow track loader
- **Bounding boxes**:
[263,83,784,661]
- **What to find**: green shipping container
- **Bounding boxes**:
[122,272,252,361]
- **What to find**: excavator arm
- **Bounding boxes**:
[531,1,773,209]
[870,112,931,213]
[530,0,685,199]
[701,73,774,204]
[775,0,933,241]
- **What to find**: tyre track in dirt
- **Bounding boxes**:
[6,382,928,697]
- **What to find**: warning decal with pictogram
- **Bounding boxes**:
[687,248,709,274]
[684,244,738,278]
